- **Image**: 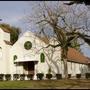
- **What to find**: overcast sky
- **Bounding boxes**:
[0,1,90,57]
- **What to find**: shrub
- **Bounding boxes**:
[5,74,11,81]
[46,74,52,80]
[0,74,4,81]
[56,74,62,79]
[76,74,81,79]
[13,74,19,80]
[68,74,71,79]
[27,74,34,80]
[85,73,90,79]
[20,74,25,80]
[36,73,44,80]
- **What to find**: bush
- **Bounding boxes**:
[5,74,11,81]
[20,74,25,80]
[36,73,44,80]
[13,74,19,80]
[56,74,62,79]
[76,74,81,79]
[85,73,90,79]
[0,74,4,81]
[68,74,71,79]
[27,74,34,80]
[46,74,52,80]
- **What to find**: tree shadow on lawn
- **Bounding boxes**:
[64,79,90,89]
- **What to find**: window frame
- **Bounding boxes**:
[13,55,17,61]
[24,41,32,50]
[40,53,45,63]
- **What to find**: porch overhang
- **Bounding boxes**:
[14,60,38,63]
[14,56,39,63]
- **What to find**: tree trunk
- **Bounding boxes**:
[61,48,68,79]
[63,58,68,79]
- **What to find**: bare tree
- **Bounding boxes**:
[25,1,90,79]
[64,0,90,6]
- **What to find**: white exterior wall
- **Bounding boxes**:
[0,28,10,41]
[9,31,62,79]
[9,41,24,75]
[71,62,76,76]
[0,28,11,74]
[0,29,90,80]
[67,62,72,74]
[9,31,47,76]
[3,45,11,74]
[3,32,10,41]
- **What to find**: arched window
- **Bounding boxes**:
[13,55,17,60]
[40,53,45,63]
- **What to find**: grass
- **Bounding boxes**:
[0,79,90,89]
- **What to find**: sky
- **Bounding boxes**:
[0,1,90,57]
[0,1,30,32]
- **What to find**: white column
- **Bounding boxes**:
[33,62,38,80]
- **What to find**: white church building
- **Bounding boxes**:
[0,27,90,80]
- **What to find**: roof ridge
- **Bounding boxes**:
[0,27,11,33]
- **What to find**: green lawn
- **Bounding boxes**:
[0,79,90,89]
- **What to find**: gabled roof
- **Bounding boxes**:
[0,27,11,33]
[36,36,49,44]
[86,57,90,64]
[67,48,90,64]
[4,40,13,45]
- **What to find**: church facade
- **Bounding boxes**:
[0,27,90,80]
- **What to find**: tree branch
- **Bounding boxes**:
[46,43,61,48]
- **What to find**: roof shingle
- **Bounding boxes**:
[67,48,90,64]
